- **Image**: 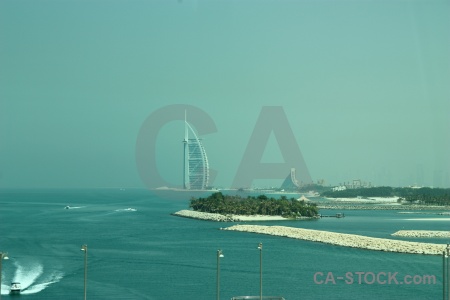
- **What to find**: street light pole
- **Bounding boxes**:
[447,244,450,300]
[81,245,88,300]
[217,249,224,300]
[258,243,262,300]
[444,250,447,300]
[0,252,9,300]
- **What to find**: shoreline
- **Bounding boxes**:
[222,225,447,255]
[318,204,450,210]
[320,197,450,210]
[172,210,306,222]
[392,230,450,238]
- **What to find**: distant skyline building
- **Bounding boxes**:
[333,179,372,191]
[280,168,301,191]
[183,112,209,190]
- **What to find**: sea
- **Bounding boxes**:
[1,188,449,300]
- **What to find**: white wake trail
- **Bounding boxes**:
[21,271,64,294]
[13,261,43,289]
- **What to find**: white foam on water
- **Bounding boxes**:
[1,283,10,295]
[10,260,64,294]
[115,208,137,212]
[65,206,84,209]
[13,261,43,289]
[21,271,64,294]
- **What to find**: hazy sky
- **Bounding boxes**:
[1,0,449,189]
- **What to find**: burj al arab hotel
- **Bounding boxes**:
[183,114,209,190]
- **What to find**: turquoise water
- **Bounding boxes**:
[0,189,449,299]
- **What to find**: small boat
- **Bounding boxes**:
[65,205,71,209]
[10,282,21,294]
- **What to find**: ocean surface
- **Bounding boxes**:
[1,188,449,299]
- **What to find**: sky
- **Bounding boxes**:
[1,0,449,189]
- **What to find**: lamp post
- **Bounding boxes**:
[444,250,447,300]
[258,243,262,300]
[217,249,224,300]
[0,252,9,300]
[447,244,450,300]
[81,245,88,300]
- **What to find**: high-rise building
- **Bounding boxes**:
[280,168,301,191]
[183,113,209,190]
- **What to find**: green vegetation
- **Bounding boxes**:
[297,183,332,193]
[321,187,450,206]
[189,192,319,218]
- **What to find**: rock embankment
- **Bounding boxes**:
[172,210,237,222]
[392,230,450,238]
[172,210,288,222]
[223,225,447,255]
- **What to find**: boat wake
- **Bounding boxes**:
[115,208,137,212]
[0,260,64,295]
[0,284,10,295]
[64,205,84,209]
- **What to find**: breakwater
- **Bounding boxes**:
[223,225,447,255]
[172,210,237,222]
[392,230,450,238]
[172,210,288,222]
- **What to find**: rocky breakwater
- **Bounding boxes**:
[223,225,447,255]
[172,210,289,221]
[392,230,450,238]
[172,210,237,222]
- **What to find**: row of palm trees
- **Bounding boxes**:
[189,192,319,218]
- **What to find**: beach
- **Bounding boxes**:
[222,224,447,255]
[324,197,400,203]
[172,209,288,221]
[321,197,450,210]
[318,204,450,210]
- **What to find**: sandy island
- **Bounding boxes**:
[324,197,400,203]
[320,197,450,210]
[222,225,447,255]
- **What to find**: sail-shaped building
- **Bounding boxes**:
[183,114,209,190]
[280,168,301,191]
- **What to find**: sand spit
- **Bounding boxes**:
[172,210,287,222]
[318,204,450,210]
[324,197,399,203]
[404,218,450,221]
[223,225,447,255]
[392,230,450,238]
